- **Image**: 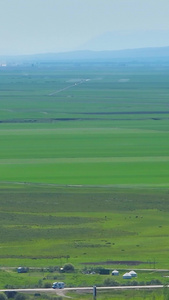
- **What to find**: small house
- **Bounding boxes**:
[129,270,137,277]
[112,270,119,276]
[123,272,132,279]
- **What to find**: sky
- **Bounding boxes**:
[1,0,169,55]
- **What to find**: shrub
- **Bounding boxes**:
[62,263,75,273]
[131,280,138,286]
[4,291,17,298]
[15,294,26,300]
[0,293,8,300]
[146,279,162,285]
[43,282,52,288]
[47,266,58,273]
[38,279,43,287]
[103,278,119,286]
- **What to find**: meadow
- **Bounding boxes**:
[0,63,169,186]
[0,61,169,293]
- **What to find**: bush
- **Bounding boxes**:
[4,291,17,299]
[15,294,26,300]
[103,278,119,286]
[146,279,162,285]
[47,266,58,273]
[43,282,52,288]
[131,280,138,286]
[0,293,8,300]
[62,263,75,273]
[38,279,43,288]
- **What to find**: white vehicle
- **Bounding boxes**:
[52,282,65,289]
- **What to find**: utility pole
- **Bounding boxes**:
[93,286,97,300]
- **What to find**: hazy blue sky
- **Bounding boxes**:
[1,0,169,55]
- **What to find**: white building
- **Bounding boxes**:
[129,270,137,277]
[123,272,132,279]
[112,270,119,276]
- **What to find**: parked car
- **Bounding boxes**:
[52,282,64,289]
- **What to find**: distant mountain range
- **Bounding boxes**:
[1,46,169,63]
[1,29,169,63]
[35,46,169,61]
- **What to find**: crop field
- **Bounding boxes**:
[0,61,169,290]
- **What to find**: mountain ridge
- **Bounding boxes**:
[1,46,169,63]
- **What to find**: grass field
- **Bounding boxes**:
[0,62,169,292]
[0,63,169,186]
[0,184,169,270]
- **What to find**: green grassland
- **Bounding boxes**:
[0,63,169,186]
[0,185,169,276]
[68,289,169,300]
[0,126,169,185]
[0,62,169,291]
[0,185,169,293]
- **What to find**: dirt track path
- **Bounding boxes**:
[48,79,89,96]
